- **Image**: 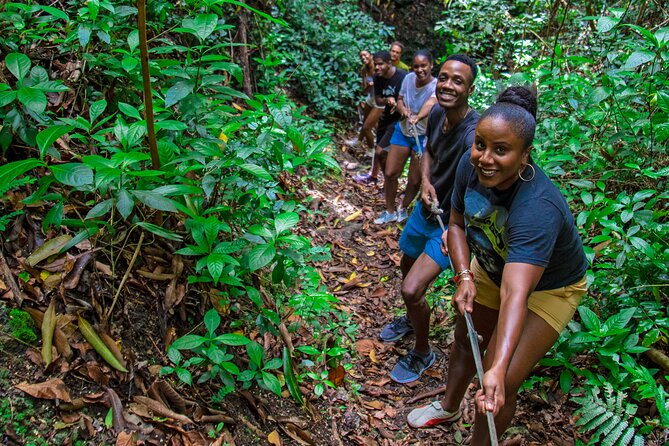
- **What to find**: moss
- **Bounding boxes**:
[8,308,38,344]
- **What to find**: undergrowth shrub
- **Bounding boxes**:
[260,0,393,118]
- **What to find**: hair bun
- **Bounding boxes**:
[497,86,537,119]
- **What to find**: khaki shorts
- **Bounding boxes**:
[471,258,587,334]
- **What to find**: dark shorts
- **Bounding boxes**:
[376,121,396,149]
[399,202,451,270]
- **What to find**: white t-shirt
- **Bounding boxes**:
[399,72,437,136]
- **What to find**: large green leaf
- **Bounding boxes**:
[623,50,655,70]
[190,13,218,41]
[274,212,299,234]
[207,253,226,284]
[240,163,272,181]
[85,199,113,219]
[261,371,282,396]
[283,347,305,406]
[131,190,179,212]
[0,90,17,107]
[89,99,107,123]
[247,341,263,368]
[247,243,276,271]
[38,5,69,21]
[50,163,94,187]
[116,189,134,219]
[6,53,31,80]
[214,333,250,346]
[37,125,74,159]
[0,158,43,185]
[204,308,221,335]
[165,80,194,107]
[17,87,46,113]
[135,222,183,241]
[171,334,207,350]
[577,306,601,333]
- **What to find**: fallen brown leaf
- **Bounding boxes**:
[267,430,282,446]
[115,431,136,446]
[15,378,72,402]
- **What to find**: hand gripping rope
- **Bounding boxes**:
[430,200,499,446]
[410,122,423,159]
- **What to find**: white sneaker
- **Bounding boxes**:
[374,211,397,225]
[407,401,462,428]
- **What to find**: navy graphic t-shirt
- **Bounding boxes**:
[451,149,588,290]
[374,68,407,127]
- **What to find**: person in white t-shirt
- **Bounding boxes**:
[375,50,437,225]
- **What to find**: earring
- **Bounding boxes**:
[469,159,477,168]
[518,163,536,182]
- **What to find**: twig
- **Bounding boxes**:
[405,386,448,405]
[0,243,24,306]
[106,232,144,321]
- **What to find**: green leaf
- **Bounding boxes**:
[204,308,221,335]
[90,99,107,123]
[261,371,282,396]
[176,369,193,385]
[214,333,250,346]
[17,87,47,113]
[155,120,188,131]
[656,92,669,113]
[127,30,140,52]
[296,345,320,355]
[37,125,74,159]
[116,189,134,219]
[6,53,31,80]
[33,81,70,92]
[274,212,299,234]
[240,163,272,181]
[50,163,94,187]
[247,243,276,271]
[131,190,179,212]
[578,306,601,333]
[134,222,183,241]
[165,80,194,107]
[191,13,218,41]
[38,5,69,21]
[207,253,226,284]
[623,51,655,70]
[85,199,113,219]
[247,341,263,368]
[559,369,573,394]
[171,334,207,350]
[0,90,16,107]
[118,102,141,120]
[596,16,619,33]
[78,24,92,47]
[0,158,43,185]
[43,202,63,230]
[283,347,305,405]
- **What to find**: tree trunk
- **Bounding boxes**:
[238,10,253,98]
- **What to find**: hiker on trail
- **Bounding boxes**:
[379,54,480,384]
[347,50,384,153]
[406,86,588,444]
[353,50,407,186]
[374,50,437,225]
[390,41,410,71]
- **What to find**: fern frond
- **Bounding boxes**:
[600,418,627,446]
[0,210,24,232]
[576,405,607,427]
[631,435,645,446]
[0,176,36,197]
[584,410,613,432]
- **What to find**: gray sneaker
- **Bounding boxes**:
[390,349,436,384]
[374,210,397,225]
[379,315,414,342]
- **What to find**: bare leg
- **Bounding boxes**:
[361,108,382,151]
[372,145,387,179]
[469,311,560,446]
[439,303,499,413]
[401,152,422,209]
[384,144,411,213]
[401,253,443,354]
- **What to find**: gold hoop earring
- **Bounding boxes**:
[518,163,536,182]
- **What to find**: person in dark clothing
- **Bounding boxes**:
[407,86,588,445]
[354,50,407,186]
[379,55,480,384]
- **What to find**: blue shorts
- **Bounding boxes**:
[389,121,426,154]
[399,202,451,271]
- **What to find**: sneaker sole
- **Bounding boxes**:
[390,354,437,384]
[379,329,414,342]
[408,410,462,428]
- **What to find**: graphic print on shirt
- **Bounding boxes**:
[463,188,509,281]
[382,84,399,98]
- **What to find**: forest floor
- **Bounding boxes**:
[0,137,584,446]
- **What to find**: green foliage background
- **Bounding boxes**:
[0,0,668,443]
